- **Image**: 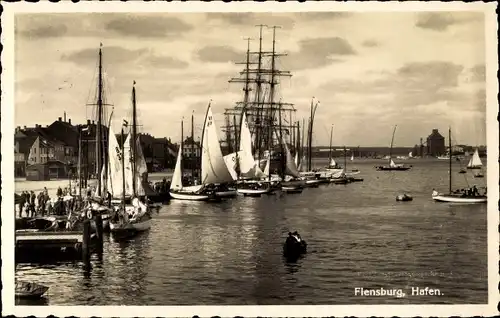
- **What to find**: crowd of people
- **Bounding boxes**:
[16,185,101,219]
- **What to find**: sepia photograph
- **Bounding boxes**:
[1,1,498,317]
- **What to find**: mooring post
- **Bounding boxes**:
[95,214,104,255]
[82,219,91,271]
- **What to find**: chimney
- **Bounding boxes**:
[24,125,27,129]
[64,111,66,122]
[58,117,62,122]
[87,119,91,125]
[68,118,71,125]
[432,129,438,134]
[92,120,95,125]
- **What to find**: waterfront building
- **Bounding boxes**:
[426,129,446,156]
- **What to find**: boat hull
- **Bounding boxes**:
[215,190,238,198]
[237,188,271,196]
[169,191,210,201]
[467,166,482,170]
[376,166,411,171]
[15,281,49,299]
[432,194,487,203]
[109,218,152,232]
[282,186,303,194]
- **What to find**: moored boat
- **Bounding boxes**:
[15,281,49,299]
[432,128,487,204]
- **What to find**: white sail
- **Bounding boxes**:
[170,145,183,191]
[389,159,397,167]
[263,156,270,177]
[280,133,301,178]
[467,149,483,167]
[123,134,135,195]
[107,126,126,198]
[329,158,337,167]
[294,152,299,167]
[224,113,265,180]
[133,136,148,196]
[201,105,234,185]
[409,151,413,158]
[350,154,354,161]
[239,113,265,178]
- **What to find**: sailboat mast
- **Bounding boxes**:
[131,81,137,196]
[278,102,285,179]
[389,125,397,164]
[191,111,195,182]
[181,119,184,178]
[121,127,126,210]
[96,45,103,196]
[78,128,82,197]
[329,125,333,163]
[296,120,300,160]
[449,127,452,194]
[233,114,240,180]
[344,145,347,172]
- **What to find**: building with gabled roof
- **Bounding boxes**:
[426,129,446,156]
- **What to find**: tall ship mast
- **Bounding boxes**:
[223,25,297,174]
[85,43,113,197]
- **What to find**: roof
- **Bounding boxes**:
[427,129,444,140]
[16,135,38,155]
[47,120,79,147]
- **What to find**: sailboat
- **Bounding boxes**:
[278,125,305,193]
[169,117,213,201]
[375,125,412,171]
[109,120,153,233]
[466,148,483,169]
[225,112,272,196]
[432,128,487,203]
[200,103,238,198]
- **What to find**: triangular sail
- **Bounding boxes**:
[329,158,337,167]
[201,105,234,184]
[389,159,397,167]
[170,145,183,191]
[467,149,483,167]
[134,137,148,196]
[282,140,301,178]
[350,154,354,161]
[123,134,135,195]
[107,126,126,198]
[263,156,270,177]
[294,152,299,167]
[224,112,265,180]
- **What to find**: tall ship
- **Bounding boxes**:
[222,25,300,178]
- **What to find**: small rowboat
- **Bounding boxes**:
[15,281,49,299]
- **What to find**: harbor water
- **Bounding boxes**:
[14,158,488,305]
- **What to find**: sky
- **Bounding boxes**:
[14,11,487,147]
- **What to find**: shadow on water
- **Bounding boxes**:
[16,296,49,306]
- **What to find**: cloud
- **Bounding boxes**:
[415,12,484,32]
[146,55,189,69]
[105,15,193,38]
[204,13,296,29]
[61,46,147,65]
[295,12,352,21]
[470,64,485,82]
[317,61,465,112]
[197,45,243,63]
[362,40,379,48]
[17,24,68,39]
[283,37,355,70]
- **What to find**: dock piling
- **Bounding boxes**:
[95,214,104,255]
[82,219,91,271]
